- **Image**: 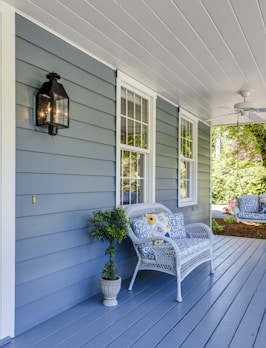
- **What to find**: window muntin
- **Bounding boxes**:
[117,72,156,206]
[179,111,197,206]
[120,87,149,150]
[120,150,144,205]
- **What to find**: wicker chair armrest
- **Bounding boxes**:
[185,223,213,244]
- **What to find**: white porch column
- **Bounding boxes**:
[0,0,16,340]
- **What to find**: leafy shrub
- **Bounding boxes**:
[91,207,129,280]
[212,219,224,234]
[224,216,237,224]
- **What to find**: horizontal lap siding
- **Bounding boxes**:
[198,122,211,223]
[156,99,211,224]
[156,98,178,211]
[182,122,211,224]
[15,15,118,334]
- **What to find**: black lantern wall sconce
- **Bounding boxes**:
[36,72,69,136]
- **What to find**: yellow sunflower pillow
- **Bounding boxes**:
[145,212,170,244]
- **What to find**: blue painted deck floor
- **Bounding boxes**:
[8,235,266,348]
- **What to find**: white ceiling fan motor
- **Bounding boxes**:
[234,89,256,110]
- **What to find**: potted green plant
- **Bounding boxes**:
[91,207,129,306]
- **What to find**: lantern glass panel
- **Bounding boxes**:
[36,94,51,125]
[54,98,69,126]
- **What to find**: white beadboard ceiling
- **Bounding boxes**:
[5,0,266,126]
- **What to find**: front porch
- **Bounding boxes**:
[8,235,266,348]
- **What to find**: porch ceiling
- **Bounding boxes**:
[5,0,266,126]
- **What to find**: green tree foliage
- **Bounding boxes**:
[212,124,266,204]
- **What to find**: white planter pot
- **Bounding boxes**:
[100,276,122,306]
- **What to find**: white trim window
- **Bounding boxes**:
[116,71,156,206]
[179,109,198,206]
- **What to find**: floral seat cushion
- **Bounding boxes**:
[153,238,210,260]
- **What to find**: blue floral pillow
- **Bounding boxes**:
[131,216,152,239]
[260,201,266,214]
[130,216,155,259]
[167,212,186,239]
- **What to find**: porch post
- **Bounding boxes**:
[0,1,16,341]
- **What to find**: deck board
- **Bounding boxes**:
[228,261,266,348]
[179,240,266,348]
[205,249,266,348]
[7,236,266,348]
[132,239,262,347]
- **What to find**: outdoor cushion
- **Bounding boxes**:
[153,237,210,259]
[260,201,266,213]
[260,202,266,214]
[131,215,151,239]
[131,216,154,258]
[167,212,187,239]
[145,211,187,241]
[237,212,266,220]
[259,197,266,213]
[145,212,171,237]
[238,195,259,213]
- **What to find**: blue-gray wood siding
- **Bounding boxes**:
[181,121,211,224]
[15,15,211,335]
[15,14,122,335]
[156,98,211,223]
[156,97,178,210]
[196,121,211,223]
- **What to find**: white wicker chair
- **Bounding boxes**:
[124,203,214,302]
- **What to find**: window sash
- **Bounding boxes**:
[120,150,144,205]
[116,71,156,206]
[179,110,197,206]
[120,87,149,150]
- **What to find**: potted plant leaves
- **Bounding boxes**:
[91,207,129,306]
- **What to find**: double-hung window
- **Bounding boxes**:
[116,71,156,206]
[179,109,198,206]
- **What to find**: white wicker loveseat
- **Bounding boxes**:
[124,203,214,302]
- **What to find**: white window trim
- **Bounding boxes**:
[178,108,198,207]
[116,71,157,206]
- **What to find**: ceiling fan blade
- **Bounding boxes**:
[205,112,238,122]
[249,112,266,123]
[256,108,266,112]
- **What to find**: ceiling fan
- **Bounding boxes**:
[233,89,266,114]
[208,89,266,124]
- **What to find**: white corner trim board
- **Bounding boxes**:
[0,1,16,339]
